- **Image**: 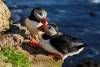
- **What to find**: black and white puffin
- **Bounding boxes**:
[22,7,48,46]
[40,24,85,60]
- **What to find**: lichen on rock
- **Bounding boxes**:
[0,0,11,32]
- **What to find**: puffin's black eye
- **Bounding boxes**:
[38,11,42,15]
[48,26,52,29]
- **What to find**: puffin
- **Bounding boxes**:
[22,7,48,46]
[39,24,85,60]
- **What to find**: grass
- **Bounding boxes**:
[0,46,31,67]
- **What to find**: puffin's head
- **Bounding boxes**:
[45,24,59,37]
[30,7,47,21]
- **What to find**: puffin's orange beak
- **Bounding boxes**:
[43,18,47,32]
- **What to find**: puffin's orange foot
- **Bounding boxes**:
[29,38,39,47]
[29,38,43,48]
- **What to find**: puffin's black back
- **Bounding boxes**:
[50,34,82,55]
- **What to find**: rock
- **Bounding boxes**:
[0,23,30,47]
[4,63,12,67]
[0,33,24,47]
[0,0,5,1]
[35,54,53,61]
[0,60,4,67]
[31,58,63,67]
[0,60,12,67]
[89,11,97,17]
[0,0,11,32]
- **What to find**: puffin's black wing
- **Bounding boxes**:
[50,34,84,55]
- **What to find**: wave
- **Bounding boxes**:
[89,0,100,3]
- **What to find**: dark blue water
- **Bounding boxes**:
[5,0,100,66]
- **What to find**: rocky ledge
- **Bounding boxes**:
[0,0,11,32]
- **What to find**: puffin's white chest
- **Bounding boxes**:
[25,18,39,34]
[41,39,63,57]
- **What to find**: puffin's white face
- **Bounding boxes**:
[34,9,47,20]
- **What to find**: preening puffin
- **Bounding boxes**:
[40,24,85,60]
[22,7,48,46]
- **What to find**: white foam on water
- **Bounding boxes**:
[89,0,100,3]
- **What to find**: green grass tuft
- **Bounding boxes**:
[0,46,31,67]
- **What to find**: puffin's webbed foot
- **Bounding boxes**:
[29,38,43,48]
[29,38,39,47]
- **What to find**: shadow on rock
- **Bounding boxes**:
[5,24,29,39]
[21,42,48,55]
